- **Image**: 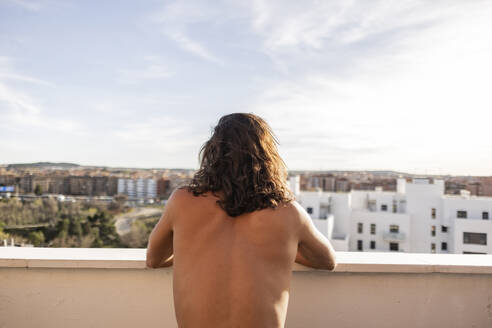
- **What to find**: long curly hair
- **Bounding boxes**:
[187,113,293,217]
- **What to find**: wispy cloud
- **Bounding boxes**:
[2,0,68,12]
[0,57,51,86]
[3,0,43,11]
[0,72,55,87]
[245,0,465,73]
[0,57,82,133]
[117,56,173,83]
[166,29,222,65]
[112,117,193,147]
[246,0,492,173]
[150,0,224,64]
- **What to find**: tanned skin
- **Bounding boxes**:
[146,188,337,328]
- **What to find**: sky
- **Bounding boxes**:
[0,0,492,176]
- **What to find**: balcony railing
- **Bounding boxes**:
[1,248,492,327]
[331,232,348,240]
[383,231,406,241]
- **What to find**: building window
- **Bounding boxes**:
[431,208,436,219]
[483,212,489,220]
[392,203,397,213]
[357,222,363,234]
[389,242,399,251]
[370,241,376,249]
[307,207,313,214]
[457,210,467,219]
[357,240,363,251]
[441,242,447,251]
[431,243,436,253]
[431,225,436,237]
[463,232,487,245]
[381,204,388,211]
[389,224,399,233]
[368,200,377,211]
[370,224,376,235]
[441,225,448,233]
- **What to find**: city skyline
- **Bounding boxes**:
[1,1,492,175]
[0,160,490,178]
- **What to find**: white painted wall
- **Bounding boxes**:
[453,218,492,254]
[351,210,411,252]
[405,179,444,253]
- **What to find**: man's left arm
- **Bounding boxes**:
[146,190,179,268]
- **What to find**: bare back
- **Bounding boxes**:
[146,113,337,326]
[172,189,300,328]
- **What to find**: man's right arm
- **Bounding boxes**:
[293,201,337,270]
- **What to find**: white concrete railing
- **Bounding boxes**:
[1,248,492,328]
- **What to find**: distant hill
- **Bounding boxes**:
[7,162,81,169]
[3,162,196,172]
[289,169,411,176]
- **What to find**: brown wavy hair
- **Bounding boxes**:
[187,113,293,217]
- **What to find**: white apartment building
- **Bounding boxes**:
[289,176,492,254]
[117,178,157,200]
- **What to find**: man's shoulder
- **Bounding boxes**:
[164,187,191,209]
[275,199,311,224]
[170,186,194,200]
[168,187,214,207]
[273,200,306,219]
[276,199,303,212]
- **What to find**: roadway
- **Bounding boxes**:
[114,207,163,235]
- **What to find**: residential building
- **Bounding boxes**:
[290,176,492,254]
[117,178,157,200]
[67,176,93,195]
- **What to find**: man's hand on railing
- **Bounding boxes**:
[147,254,173,268]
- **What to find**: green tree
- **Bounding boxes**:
[0,197,125,248]
[121,220,149,248]
[28,231,45,246]
[109,194,128,211]
[90,227,103,247]
[71,218,83,238]
[34,184,43,196]
[79,234,95,248]
[82,220,91,235]
[0,222,9,241]
[42,197,58,224]
[56,218,70,242]
[86,211,120,246]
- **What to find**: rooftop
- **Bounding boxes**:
[1,248,492,327]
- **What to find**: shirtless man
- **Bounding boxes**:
[146,113,337,328]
